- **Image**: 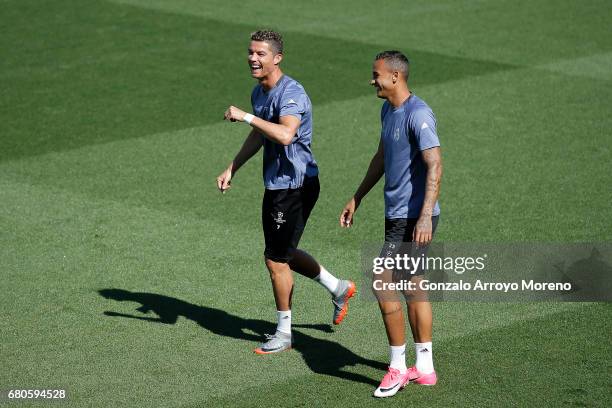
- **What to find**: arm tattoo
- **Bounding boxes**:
[420,148,442,217]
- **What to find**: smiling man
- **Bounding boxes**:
[340,51,443,397]
[217,30,356,354]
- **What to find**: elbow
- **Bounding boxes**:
[279,131,295,146]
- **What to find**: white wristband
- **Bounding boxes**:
[243,113,254,124]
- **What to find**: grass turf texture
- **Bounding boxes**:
[1,0,611,407]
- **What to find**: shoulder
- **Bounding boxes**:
[280,76,311,111]
[283,76,308,97]
[410,95,434,114]
[406,96,439,144]
[407,96,435,122]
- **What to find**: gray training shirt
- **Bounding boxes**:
[251,75,319,190]
[380,94,441,219]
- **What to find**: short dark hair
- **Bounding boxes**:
[250,30,283,54]
[375,50,410,80]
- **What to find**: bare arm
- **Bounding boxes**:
[216,129,263,193]
[224,105,299,146]
[413,146,443,245]
[232,129,263,173]
[339,139,385,227]
[354,139,385,205]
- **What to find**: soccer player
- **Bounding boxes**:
[339,51,443,397]
[217,30,356,354]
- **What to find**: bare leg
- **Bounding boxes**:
[378,301,406,346]
[406,277,432,342]
[374,269,406,346]
[407,302,432,342]
[288,249,320,279]
[406,277,434,375]
[265,258,294,310]
[292,249,352,326]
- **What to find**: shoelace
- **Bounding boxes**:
[385,368,401,382]
[263,333,277,340]
[332,283,352,309]
[332,289,347,308]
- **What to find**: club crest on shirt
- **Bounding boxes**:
[393,127,400,142]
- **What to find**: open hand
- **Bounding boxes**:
[413,216,433,246]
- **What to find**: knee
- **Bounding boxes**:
[378,301,403,316]
[406,300,432,312]
[265,258,289,280]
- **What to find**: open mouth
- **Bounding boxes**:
[250,64,262,73]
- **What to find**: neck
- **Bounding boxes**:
[260,68,284,91]
[387,86,411,108]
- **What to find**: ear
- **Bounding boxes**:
[273,53,283,65]
[392,71,399,84]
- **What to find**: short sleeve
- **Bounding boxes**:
[410,108,440,151]
[279,85,308,119]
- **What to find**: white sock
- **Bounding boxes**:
[415,342,434,374]
[315,266,340,296]
[389,344,407,373]
[276,310,291,334]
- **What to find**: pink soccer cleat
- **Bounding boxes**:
[373,367,411,398]
[407,366,438,385]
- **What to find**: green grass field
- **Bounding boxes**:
[1,0,611,406]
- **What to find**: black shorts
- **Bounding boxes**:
[384,216,439,243]
[262,177,320,262]
[380,216,440,276]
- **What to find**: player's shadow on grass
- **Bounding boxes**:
[99,288,385,386]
